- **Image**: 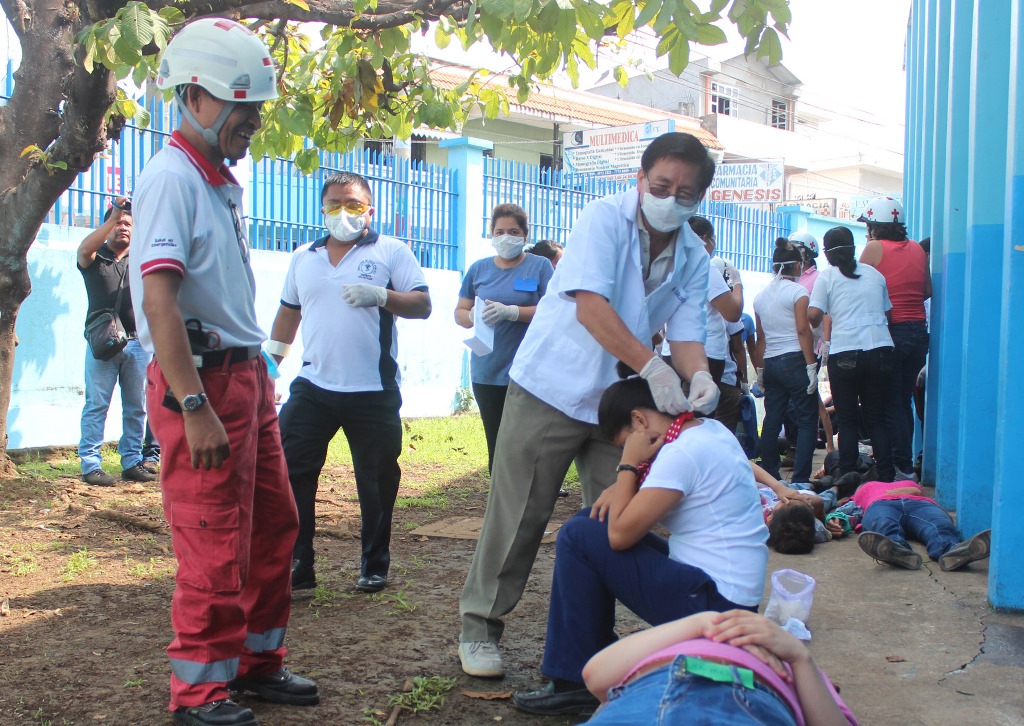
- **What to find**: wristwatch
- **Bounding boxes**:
[616,464,640,476]
[180,392,208,412]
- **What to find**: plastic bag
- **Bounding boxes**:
[764,569,816,628]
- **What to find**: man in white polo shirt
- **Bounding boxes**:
[269,172,431,596]
[131,18,317,726]
[459,132,721,684]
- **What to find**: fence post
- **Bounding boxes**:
[439,137,492,273]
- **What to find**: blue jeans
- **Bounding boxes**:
[79,339,148,474]
[759,352,818,483]
[541,511,753,684]
[861,498,961,561]
[587,660,797,725]
[887,322,928,471]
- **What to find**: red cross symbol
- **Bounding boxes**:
[891,208,900,222]
[865,208,873,219]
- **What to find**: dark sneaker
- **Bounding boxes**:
[835,472,863,499]
[512,681,599,716]
[356,574,387,593]
[858,532,922,570]
[939,529,991,572]
[229,667,319,706]
[173,699,256,725]
[122,464,158,482]
[82,469,115,487]
[291,560,316,591]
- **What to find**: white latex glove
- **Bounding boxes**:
[740,381,751,395]
[723,262,742,287]
[481,300,520,325]
[688,370,720,415]
[756,367,764,389]
[639,357,692,415]
[342,283,388,308]
[806,362,819,394]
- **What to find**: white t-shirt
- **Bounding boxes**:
[642,419,768,606]
[809,264,893,355]
[511,189,710,424]
[754,279,809,359]
[281,232,428,392]
[705,267,732,361]
[131,132,265,352]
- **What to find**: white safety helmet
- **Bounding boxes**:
[857,196,905,225]
[157,18,278,149]
[788,231,819,258]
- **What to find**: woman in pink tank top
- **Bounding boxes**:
[858,197,930,479]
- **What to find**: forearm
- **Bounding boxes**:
[798,327,816,364]
[576,292,656,373]
[514,305,538,323]
[454,304,473,329]
[77,221,113,265]
[384,290,431,319]
[668,341,711,381]
[268,307,301,363]
[790,656,849,726]
[144,294,204,401]
[752,340,766,369]
[729,334,747,383]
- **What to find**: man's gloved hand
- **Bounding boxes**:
[723,262,742,288]
[806,362,819,395]
[639,357,693,415]
[688,370,720,415]
[481,300,520,325]
[342,284,388,308]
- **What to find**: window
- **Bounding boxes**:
[539,154,554,170]
[411,135,427,165]
[771,99,789,130]
[364,139,393,161]
[709,82,738,116]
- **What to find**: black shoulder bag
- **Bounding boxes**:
[84,264,129,360]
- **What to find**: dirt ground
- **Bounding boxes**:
[0,450,594,726]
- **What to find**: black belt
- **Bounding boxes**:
[193,346,261,369]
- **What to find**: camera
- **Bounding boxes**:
[113,198,132,212]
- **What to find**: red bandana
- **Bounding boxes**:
[634,411,695,486]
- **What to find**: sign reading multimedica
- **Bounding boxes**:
[709,161,785,203]
[562,120,675,180]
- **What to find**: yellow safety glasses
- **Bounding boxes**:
[324,201,371,216]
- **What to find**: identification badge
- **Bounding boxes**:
[514,277,539,292]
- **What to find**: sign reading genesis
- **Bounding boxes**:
[709,160,785,203]
[562,120,676,179]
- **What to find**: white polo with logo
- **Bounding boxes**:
[281,232,428,392]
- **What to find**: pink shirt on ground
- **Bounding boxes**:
[622,638,857,726]
[851,480,935,510]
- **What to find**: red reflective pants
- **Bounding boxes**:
[147,356,298,710]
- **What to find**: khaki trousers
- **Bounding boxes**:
[459,381,621,643]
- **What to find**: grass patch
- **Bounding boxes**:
[125,556,173,580]
[62,548,98,581]
[386,675,457,714]
[14,444,124,481]
[371,590,419,614]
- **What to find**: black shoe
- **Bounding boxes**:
[939,529,991,572]
[122,463,158,482]
[356,574,387,593]
[858,532,922,570]
[173,699,256,725]
[229,667,319,706]
[557,488,569,498]
[512,681,598,716]
[82,469,115,486]
[834,472,863,499]
[291,560,316,591]
[811,475,834,493]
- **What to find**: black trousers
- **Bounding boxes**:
[828,346,894,482]
[279,377,402,578]
[472,382,508,474]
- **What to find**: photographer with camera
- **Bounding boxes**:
[77,196,157,486]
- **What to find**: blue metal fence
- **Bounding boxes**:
[483,157,791,272]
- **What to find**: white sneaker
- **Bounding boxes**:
[459,640,504,677]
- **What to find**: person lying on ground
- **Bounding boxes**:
[511,374,767,717]
[751,463,847,554]
[581,610,858,725]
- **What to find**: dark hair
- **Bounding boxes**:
[687,215,715,240]
[529,239,563,261]
[772,238,802,276]
[767,503,816,554]
[823,227,860,279]
[321,172,374,205]
[640,132,716,192]
[866,221,908,242]
[597,375,656,442]
[490,203,529,238]
[919,237,930,255]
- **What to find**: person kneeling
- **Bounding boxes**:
[512,375,768,716]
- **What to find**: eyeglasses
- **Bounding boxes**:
[324,201,371,216]
[646,185,702,206]
[228,201,249,263]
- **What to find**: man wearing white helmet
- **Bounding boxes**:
[130,18,318,725]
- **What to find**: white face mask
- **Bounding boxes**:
[325,210,367,242]
[641,193,699,233]
[491,234,526,260]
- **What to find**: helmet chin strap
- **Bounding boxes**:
[175,88,237,152]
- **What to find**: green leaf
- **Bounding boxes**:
[512,0,534,23]
[576,3,605,38]
[613,64,628,87]
[729,0,749,21]
[118,2,156,48]
[636,0,662,27]
[757,25,783,65]
[668,34,690,75]
[435,23,452,49]
[294,147,320,173]
[616,5,635,38]
[710,0,728,12]
[565,52,579,86]
[82,32,97,74]
[694,22,727,45]
[554,10,577,48]
[133,102,151,128]
[158,6,185,25]
[655,27,677,56]
[484,0,515,21]
[484,90,500,118]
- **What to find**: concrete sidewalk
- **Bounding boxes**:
[775,487,1024,725]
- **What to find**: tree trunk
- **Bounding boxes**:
[0,258,31,475]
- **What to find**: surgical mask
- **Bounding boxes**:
[326,210,366,242]
[491,234,526,260]
[641,194,699,233]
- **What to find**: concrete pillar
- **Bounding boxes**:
[904,3,921,231]
[914,0,936,237]
[928,0,974,507]
[439,137,493,274]
[955,1,1012,537]
[990,0,1024,611]
[921,0,953,487]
